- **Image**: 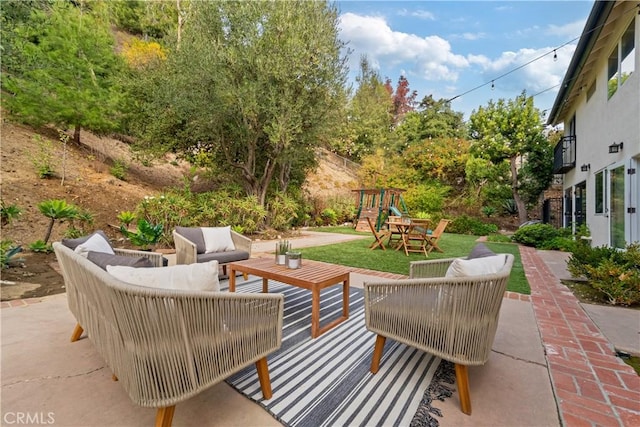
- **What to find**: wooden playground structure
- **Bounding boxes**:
[353,188,409,232]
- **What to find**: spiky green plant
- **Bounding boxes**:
[37,199,79,244]
[1,240,23,269]
[117,211,136,227]
[1,200,21,226]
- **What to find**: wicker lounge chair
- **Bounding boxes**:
[173,227,251,277]
[53,242,283,427]
[364,254,514,415]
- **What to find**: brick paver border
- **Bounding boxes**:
[520,245,640,427]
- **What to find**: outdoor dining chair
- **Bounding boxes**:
[386,215,407,248]
[400,218,431,256]
[366,217,390,250]
[424,219,451,254]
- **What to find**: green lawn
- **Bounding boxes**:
[301,231,530,294]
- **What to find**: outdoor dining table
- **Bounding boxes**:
[385,218,413,249]
[386,218,432,255]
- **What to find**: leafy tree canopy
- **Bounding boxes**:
[384,75,417,126]
[335,56,392,160]
[468,91,552,224]
[125,0,348,207]
[2,0,122,143]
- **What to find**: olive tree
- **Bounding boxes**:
[127,0,348,207]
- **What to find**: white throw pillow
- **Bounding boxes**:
[74,233,114,257]
[201,226,236,253]
[107,261,220,292]
[445,254,506,277]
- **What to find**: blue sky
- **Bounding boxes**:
[335,0,595,120]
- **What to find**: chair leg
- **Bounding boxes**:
[70,323,84,342]
[370,237,385,250]
[370,335,386,374]
[255,357,273,399]
[454,364,472,415]
[155,406,175,427]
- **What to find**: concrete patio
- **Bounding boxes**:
[1,232,638,426]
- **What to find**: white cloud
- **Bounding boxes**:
[396,8,435,20]
[476,44,578,93]
[546,19,586,38]
[452,32,487,41]
[411,10,436,20]
[338,13,470,82]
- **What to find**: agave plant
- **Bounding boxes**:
[1,240,23,269]
[120,219,164,250]
[1,200,21,227]
[38,199,79,244]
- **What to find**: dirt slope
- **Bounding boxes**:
[0,118,360,300]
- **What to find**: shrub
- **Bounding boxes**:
[266,193,298,231]
[577,243,640,305]
[320,208,338,226]
[325,195,356,224]
[448,215,498,235]
[403,183,449,214]
[120,219,163,250]
[539,236,576,252]
[567,241,625,278]
[110,159,127,180]
[29,240,52,253]
[512,223,560,247]
[133,190,269,245]
[30,135,55,179]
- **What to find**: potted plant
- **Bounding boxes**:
[275,240,290,265]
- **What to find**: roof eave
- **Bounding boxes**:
[547,0,615,126]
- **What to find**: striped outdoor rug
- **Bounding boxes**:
[223,278,449,427]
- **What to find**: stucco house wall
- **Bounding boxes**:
[550,1,639,248]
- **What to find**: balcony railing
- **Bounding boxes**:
[553,135,576,174]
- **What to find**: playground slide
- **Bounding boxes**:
[389,206,405,217]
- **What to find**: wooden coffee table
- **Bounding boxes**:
[228,258,351,338]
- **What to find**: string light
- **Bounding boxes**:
[445,3,639,103]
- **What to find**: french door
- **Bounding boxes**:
[607,158,638,249]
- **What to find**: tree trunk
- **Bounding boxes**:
[73,125,81,144]
[43,218,55,244]
[176,0,183,50]
[510,156,528,225]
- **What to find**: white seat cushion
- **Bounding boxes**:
[201,226,236,253]
[107,261,220,292]
[445,254,507,277]
[74,232,115,257]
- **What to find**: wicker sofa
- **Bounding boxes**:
[364,254,514,416]
[173,227,251,277]
[53,242,283,427]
